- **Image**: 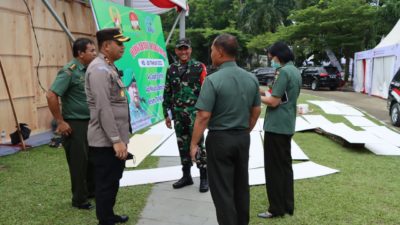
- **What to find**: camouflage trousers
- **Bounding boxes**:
[173,109,206,169]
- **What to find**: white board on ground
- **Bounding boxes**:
[254,118,264,132]
[249,132,264,169]
[151,133,179,156]
[260,133,309,161]
[249,161,339,186]
[362,126,400,147]
[330,123,383,144]
[120,165,200,187]
[151,130,209,157]
[308,100,343,115]
[291,140,309,160]
[302,115,334,130]
[143,121,173,135]
[307,100,363,116]
[126,134,163,167]
[295,116,317,132]
[344,116,378,127]
[365,143,400,156]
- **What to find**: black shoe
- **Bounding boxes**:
[113,215,129,223]
[199,178,209,192]
[172,176,193,189]
[72,202,94,210]
[257,211,283,219]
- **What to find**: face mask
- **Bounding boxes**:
[271,60,281,69]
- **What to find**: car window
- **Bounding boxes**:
[324,66,338,74]
[318,68,328,73]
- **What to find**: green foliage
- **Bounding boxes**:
[237,0,296,35]
[377,0,400,35]
[165,27,251,67]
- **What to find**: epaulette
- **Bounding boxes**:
[68,64,77,71]
[61,64,75,76]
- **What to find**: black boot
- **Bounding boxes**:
[173,165,193,189]
[199,168,209,193]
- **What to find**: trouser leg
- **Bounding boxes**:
[90,147,125,225]
[206,131,250,225]
[63,120,90,206]
[264,132,294,216]
[234,134,250,225]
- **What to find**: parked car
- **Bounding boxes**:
[301,66,342,91]
[387,68,400,126]
[251,67,276,86]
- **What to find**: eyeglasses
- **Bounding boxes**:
[177,46,189,51]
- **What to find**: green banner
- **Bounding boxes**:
[91,0,168,132]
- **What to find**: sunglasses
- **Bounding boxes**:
[114,40,123,46]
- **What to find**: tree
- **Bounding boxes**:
[237,0,296,35]
[248,0,380,80]
[377,0,400,35]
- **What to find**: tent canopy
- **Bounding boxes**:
[375,20,400,49]
[353,19,400,99]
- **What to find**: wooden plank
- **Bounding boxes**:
[64,1,96,34]
[33,66,61,106]
[0,56,34,100]
[36,107,53,131]
[0,1,27,13]
[0,0,97,137]
[0,97,37,136]
[31,29,71,67]
[29,0,65,31]
[0,11,31,55]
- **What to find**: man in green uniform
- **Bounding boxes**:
[47,38,97,210]
[163,38,208,192]
[190,34,261,225]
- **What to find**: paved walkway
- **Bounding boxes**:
[136,156,218,225]
[136,87,395,225]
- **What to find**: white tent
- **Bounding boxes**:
[354,19,400,99]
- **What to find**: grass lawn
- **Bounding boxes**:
[1,92,400,225]
[251,92,400,224]
[0,146,158,225]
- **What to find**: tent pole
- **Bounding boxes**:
[41,0,75,42]
[124,0,132,7]
[165,11,183,46]
[179,10,186,39]
[0,58,26,150]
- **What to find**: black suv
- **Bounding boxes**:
[387,68,400,126]
[301,66,342,91]
[251,67,276,86]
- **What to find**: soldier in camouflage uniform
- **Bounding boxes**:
[163,38,209,192]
